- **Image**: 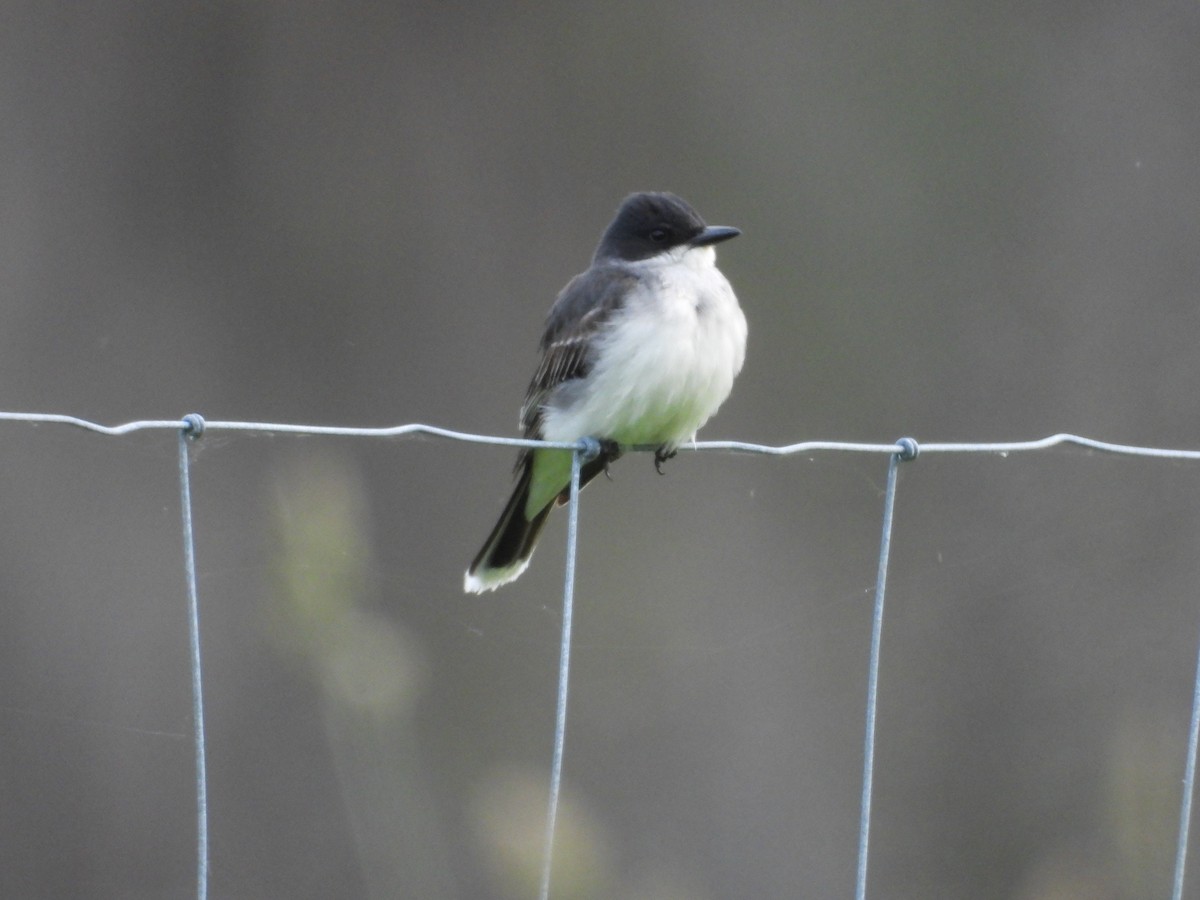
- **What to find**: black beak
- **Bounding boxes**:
[691,225,741,247]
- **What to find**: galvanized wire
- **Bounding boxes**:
[855,439,916,900]
[538,440,597,900]
[5,410,1200,899]
[176,419,208,900]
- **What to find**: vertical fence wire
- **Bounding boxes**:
[855,440,914,900]
[538,444,586,900]
[1172,622,1200,900]
[177,420,209,900]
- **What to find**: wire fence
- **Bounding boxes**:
[2,409,1200,900]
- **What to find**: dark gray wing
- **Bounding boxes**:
[520,265,637,438]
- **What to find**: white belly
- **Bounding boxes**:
[540,248,747,449]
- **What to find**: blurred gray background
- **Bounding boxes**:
[2,3,1200,898]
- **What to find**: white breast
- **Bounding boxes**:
[540,245,747,449]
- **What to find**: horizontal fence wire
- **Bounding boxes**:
[9,410,1200,459]
[4,409,1200,900]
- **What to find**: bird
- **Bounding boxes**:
[464,191,747,593]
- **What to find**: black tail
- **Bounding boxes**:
[464,456,552,592]
[464,447,619,593]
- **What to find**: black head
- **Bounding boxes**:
[593,192,740,263]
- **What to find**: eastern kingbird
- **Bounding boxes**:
[464,192,746,592]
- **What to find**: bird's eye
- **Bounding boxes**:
[649,227,669,242]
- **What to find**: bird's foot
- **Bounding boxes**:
[599,439,621,479]
[654,447,677,475]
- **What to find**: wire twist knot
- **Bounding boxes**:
[181,414,206,440]
[576,435,603,462]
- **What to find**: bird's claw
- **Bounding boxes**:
[600,439,621,479]
[654,447,676,475]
